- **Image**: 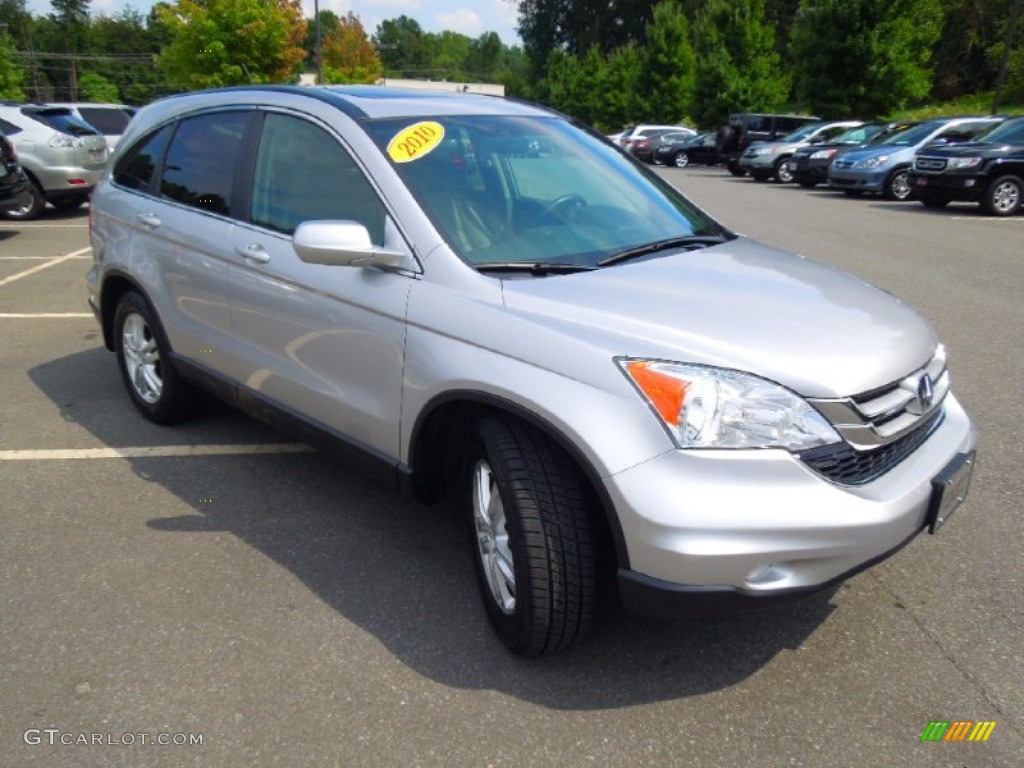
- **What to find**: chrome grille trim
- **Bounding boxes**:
[807,347,949,450]
[914,156,947,172]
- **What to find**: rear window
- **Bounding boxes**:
[0,118,22,136]
[22,108,99,137]
[77,107,133,135]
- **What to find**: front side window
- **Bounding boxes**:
[249,113,385,240]
[364,115,725,267]
[976,118,1024,145]
[113,124,173,191]
[160,112,249,216]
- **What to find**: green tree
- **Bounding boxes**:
[77,70,119,101]
[321,12,382,84]
[639,2,696,124]
[372,15,432,77]
[0,30,26,100]
[157,0,307,90]
[693,0,791,128]
[789,0,942,118]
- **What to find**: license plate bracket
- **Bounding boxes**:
[926,450,975,534]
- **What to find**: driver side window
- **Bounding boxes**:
[249,113,385,242]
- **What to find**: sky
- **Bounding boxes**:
[24,0,524,47]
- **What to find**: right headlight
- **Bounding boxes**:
[619,359,841,451]
[855,154,889,169]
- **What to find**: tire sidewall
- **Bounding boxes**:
[983,175,1022,216]
[1,180,45,221]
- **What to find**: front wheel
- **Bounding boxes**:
[774,158,794,184]
[980,175,1022,216]
[467,416,596,656]
[673,151,690,168]
[113,291,198,424]
[884,168,913,201]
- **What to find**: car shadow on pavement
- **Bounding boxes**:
[30,348,838,710]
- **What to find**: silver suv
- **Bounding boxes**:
[86,87,977,655]
[738,120,864,182]
[0,104,109,219]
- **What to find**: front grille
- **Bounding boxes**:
[800,347,950,485]
[915,156,947,172]
[832,159,855,170]
[799,409,944,485]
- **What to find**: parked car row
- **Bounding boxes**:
[0,101,135,220]
[653,112,1022,217]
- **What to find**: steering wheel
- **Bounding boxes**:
[541,194,588,222]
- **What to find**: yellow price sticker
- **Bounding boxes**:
[387,121,445,164]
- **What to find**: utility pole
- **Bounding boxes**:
[315,0,323,85]
[993,0,1023,114]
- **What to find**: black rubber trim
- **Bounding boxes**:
[617,524,925,618]
[170,355,401,489]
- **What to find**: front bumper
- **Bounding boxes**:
[828,168,888,193]
[738,153,779,172]
[791,158,830,184]
[608,395,976,617]
[908,172,986,203]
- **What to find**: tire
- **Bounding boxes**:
[919,195,949,209]
[884,168,913,201]
[980,175,1022,217]
[0,180,45,220]
[774,158,794,184]
[673,151,690,168]
[113,291,198,424]
[50,193,89,211]
[467,416,596,656]
[726,161,746,177]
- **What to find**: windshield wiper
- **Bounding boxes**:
[475,261,599,276]
[598,235,729,267]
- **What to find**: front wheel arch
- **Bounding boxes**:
[406,392,629,572]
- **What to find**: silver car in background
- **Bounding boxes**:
[86,87,976,655]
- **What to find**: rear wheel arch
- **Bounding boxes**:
[406,392,629,572]
[99,272,152,351]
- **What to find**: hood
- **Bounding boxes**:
[500,238,936,399]
[916,141,1019,158]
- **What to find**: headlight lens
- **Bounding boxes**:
[856,154,889,169]
[947,156,981,169]
[620,360,841,450]
[810,149,836,160]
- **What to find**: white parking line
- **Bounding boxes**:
[0,247,92,288]
[0,312,93,318]
[0,444,314,461]
[0,255,91,260]
[0,223,88,229]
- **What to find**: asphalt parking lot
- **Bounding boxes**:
[2,172,1021,767]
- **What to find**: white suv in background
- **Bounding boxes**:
[0,104,109,220]
[48,102,137,152]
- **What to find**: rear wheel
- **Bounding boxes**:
[113,291,198,424]
[980,175,1021,216]
[673,151,690,168]
[467,416,596,656]
[884,168,913,201]
[1,180,45,220]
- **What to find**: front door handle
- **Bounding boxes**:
[234,244,270,264]
[136,212,161,230]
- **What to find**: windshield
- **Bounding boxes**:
[974,118,1024,145]
[877,121,943,147]
[833,124,887,145]
[782,122,823,142]
[364,115,726,267]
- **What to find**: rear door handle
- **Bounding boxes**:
[234,244,270,264]
[136,213,161,230]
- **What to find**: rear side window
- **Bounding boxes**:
[160,112,250,216]
[113,124,174,191]
[22,108,98,136]
[0,118,22,136]
[744,116,769,133]
[78,107,133,135]
[249,113,385,240]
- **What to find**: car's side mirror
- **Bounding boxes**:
[293,218,412,270]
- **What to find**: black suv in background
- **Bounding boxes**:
[717,112,819,176]
[909,116,1024,216]
[0,128,31,214]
